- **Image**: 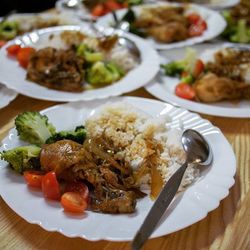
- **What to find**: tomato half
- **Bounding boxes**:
[42,171,61,200]
[64,182,89,201]
[91,4,106,17]
[24,171,44,188]
[61,192,88,213]
[17,47,35,68]
[188,20,207,37]
[175,83,196,100]
[187,13,201,24]
[104,0,123,11]
[193,59,205,78]
[0,40,6,48]
[6,44,21,57]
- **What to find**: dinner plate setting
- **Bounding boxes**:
[0,97,236,241]
[0,0,248,245]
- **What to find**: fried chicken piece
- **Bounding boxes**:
[147,22,188,43]
[27,47,85,92]
[194,73,250,103]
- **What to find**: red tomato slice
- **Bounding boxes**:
[0,40,7,48]
[91,4,106,17]
[104,0,123,11]
[187,13,201,24]
[17,47,35,68]
[175,83,196,100]
[64,182,89,201]
[24,171,44,188]
[61,192,88,213]
[42,171,61,200]
[6,44,21,57]
[188,20,207,37]
[193,59,205,78]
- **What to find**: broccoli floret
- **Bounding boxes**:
[161,61,186,76]
[161,48,198,76]
[86,61,124,87]
[230,20,250,43]
[15,111,56,146]
[45,126,86,144]
[0,21,19,40]
[0,145,41,173]
[77,43,104,63]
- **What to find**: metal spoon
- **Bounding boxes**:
[132,129,213,250]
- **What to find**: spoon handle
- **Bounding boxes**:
[132,162,188,250]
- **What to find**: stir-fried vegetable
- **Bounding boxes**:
[77,43,104,63]
[86,61,124,86]
[0,145,41,173]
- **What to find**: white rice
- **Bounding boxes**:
[85,102,199,191]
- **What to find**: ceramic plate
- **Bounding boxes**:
[0,96,236,241]
[0,26,159,102]
[146,43,250,118]
[0,84,17,109]
[97,2,226,50]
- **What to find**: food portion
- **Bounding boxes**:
[0,103,199,215]
[119,6,207,43]
[0,13,80,46]
[222,0,250,43]
[161,47,250,102]
[6,30,139,92]
[83,0,142,17]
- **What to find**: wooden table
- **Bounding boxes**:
[0,89,249,250]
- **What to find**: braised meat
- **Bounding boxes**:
[134,6,189,43]
[194,73,250,103]
[27,47,85,92]
[40,139,143,213]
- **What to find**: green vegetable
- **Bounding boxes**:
[15,111,56,146]
[161,48,198,77]
[86,61,124,86]
[77,43,104,63]
[0,21,19,40]
[0,145,41,173]
[45,126,86,144]
[180,74,194,84]
[230,20,250,43]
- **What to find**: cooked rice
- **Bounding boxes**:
[85,102,199,191]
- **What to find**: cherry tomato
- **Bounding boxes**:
[24,171,44,188]
[188,20,207,37]
[175,83,196,100]
[187,13,201,24]
[0,40,6,48]
[6,44,21,57]
[61,192,88,213]
[104,0,123,11]
[91,4,106,17]
[64,182,89,201]
[17,47,35,68]
[193,59,205,78]
[42,171,61,200]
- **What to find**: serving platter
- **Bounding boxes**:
[0,25,159,102]
[97,2,226,50]
[0,96,236,241]
[146,43,250,118]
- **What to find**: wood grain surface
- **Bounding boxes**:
[0,89,249,250]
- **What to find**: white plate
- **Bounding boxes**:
[0,25,159,102]
[146,0,240,10]
[0,84,17,109]
[0,96,236,241]
[97,2,226,50]
[146,43,250,118]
